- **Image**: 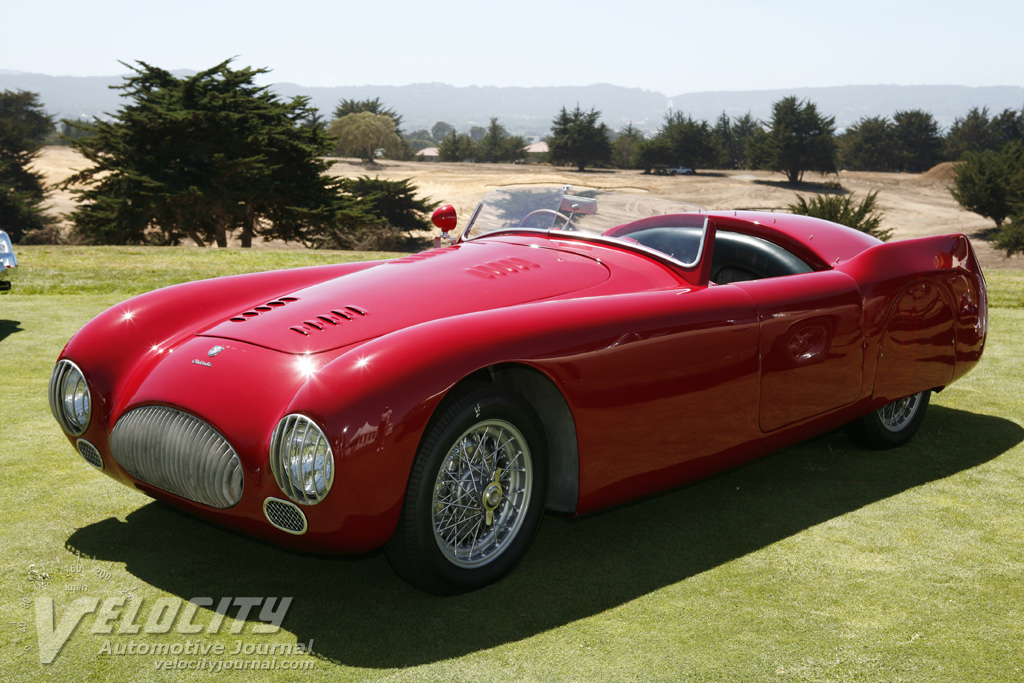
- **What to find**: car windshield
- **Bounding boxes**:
[460,186,709,268]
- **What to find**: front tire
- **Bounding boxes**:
[847,391,930,450]
[386,385,548,595]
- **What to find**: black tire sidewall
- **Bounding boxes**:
[391,385,548,594]
[849,391,930,450]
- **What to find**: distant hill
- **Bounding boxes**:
[2,70,1021,138]
[272,82,668,139]
[666,85,1024,131]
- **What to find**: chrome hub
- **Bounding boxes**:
[482,471,504,525]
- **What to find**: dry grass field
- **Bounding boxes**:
[31,145,1022,270]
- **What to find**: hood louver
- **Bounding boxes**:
[289,306,367,337]
[465,257,541,279]
[227,296,299,322]
[224,298,369,338]
[196,241,610,354]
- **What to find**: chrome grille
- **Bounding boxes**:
[264,498,307,534]
[77,439,103,469]
[110,406,243,508]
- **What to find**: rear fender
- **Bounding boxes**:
[838,234,987,406]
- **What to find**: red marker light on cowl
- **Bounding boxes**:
[432,204,457,248]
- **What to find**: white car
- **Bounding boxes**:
[0,231,16,291]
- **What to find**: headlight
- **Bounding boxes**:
[49,360,92,436]
[269,415,334,505]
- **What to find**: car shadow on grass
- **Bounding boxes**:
[66,405,1022,668]
[0,319,23,342]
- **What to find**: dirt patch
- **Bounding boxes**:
[921,161,958,181]
[31,145,90,220]
[33,147,1021,269]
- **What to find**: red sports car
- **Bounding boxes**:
[49,186,987,594]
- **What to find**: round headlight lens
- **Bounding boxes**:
[269,415,334,505]
[49,360,92,436]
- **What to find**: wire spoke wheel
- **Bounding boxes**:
[431,419,533,568]
[386,384,548,594]
[877,393,922,432]
[847,390,930,450]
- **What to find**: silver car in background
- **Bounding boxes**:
[0,231,16,291]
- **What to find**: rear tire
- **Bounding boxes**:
[385,384,548,595]
[847,391,930,450]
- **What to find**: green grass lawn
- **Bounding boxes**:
[2,247,1022,682]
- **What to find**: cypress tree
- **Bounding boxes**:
[64,60,372,248]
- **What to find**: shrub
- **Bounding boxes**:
[338,176,436,232]
[788,190,892,241]
[19,226,66,245]
[310,176,437,251]
[314,223,409,251]
[993,216,1024,257]
[950,141,1024,229]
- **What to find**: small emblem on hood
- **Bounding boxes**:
[208,345,225,357]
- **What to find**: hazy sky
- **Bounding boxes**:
[3,0,1021,94]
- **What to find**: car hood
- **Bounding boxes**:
[197,240,610,354]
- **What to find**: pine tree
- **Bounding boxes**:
[950,141,1024,229]
[0,90,55,242]
[437,131,476,162]
[711,113,736,169]
[633,136,672,174]
[763,97,837,184]
[892,109,943,172]
[839,116,896,171]
[63,60,369,248]
[945,107,996,160]
[477,118,525,163]
[611,123,645,169]
[659,111,716,171]
[547,105,612,171]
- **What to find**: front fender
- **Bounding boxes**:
[285,288,734,549]
[56,261,385,440]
